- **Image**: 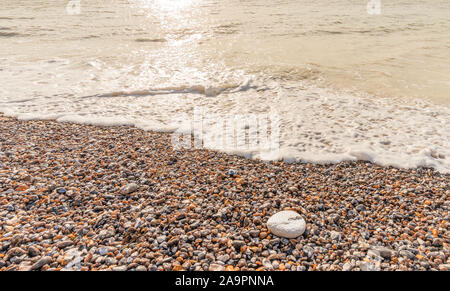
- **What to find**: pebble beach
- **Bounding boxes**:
[0,114,448,271]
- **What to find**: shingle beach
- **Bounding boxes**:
[0,114,448,271]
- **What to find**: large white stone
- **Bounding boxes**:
[267,210,306,238]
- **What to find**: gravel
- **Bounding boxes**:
[0,114,448,271]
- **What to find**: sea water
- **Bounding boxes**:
[0,0,449,172]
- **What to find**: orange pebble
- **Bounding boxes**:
[16,185,29,191]
[172,265,183,271]
[225,265,235,271]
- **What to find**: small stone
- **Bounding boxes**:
[167,157,177,165]
[270,238,281,245]
[228,169,238,176]
[209,264,225,271]
[288,186,298,192]
[358,261,380,271]
[11,234,24,247]
[232,240,245,249]
[175,213,185,220]
[330,231,342,241]
[98,247,108,256]
[371,246,395,259]
[355,205,366,212]
[31,256,52,270]
[136,265,147,271]
[438,264,450,271]
[112,265,128,271]
[262,258,272,269]
[57,188,67,194]
[267,253,279,260]
[121,183,139,194]
[358,242,370,250]
[168,237,180,247]
[17,262,32,271]
[303,245,314,258]
[432,238,443,247]
[3,225,14,232]
[342,262,352,271]
[217,254,230,263]
[267,210,306,238]
[198,251,206,260]
[105,257,117,266]
[326,214,340,224]
[367,249,381,258]
[156,235,167,244]
[56,240,73,249]
[6,247,26,260]
[399,250,415,260]
[95,256,105,264]
[28,246,40,257]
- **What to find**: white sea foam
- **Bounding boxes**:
[1,76,449,173]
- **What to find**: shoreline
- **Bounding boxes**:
[0,114,448,271]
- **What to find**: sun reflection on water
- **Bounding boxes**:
[135,0,200,12]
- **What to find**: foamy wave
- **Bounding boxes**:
[80,80,261,98]
[1,80,449,173]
